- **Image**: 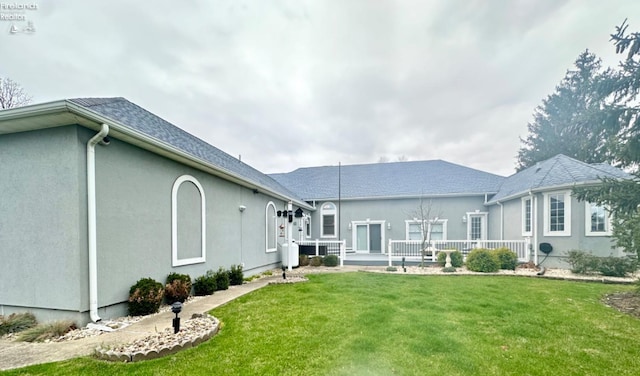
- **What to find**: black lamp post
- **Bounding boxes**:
[171,302,182,334]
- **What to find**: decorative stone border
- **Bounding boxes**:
[94,314,220,363]
[268,275,308,284]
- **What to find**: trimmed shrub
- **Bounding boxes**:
[229,264,244,286]
[309,256,323,267]
[0,313,37,335]
[193,271,217,296]
[567,250,637,277]
[128,277,165,316]
[598,256,637,277]
[299,254,310,266]
[324,254,339,267]
[466,248,500,273]
[386,266,398,272]
[441,266,457,273]
[492,247,518,270]
[567,250,600,274]
[436,250,463,267]
[215,267,230,291]
[16,320,76,342]
[165,273,192,303]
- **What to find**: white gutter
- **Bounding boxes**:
[87,124,110,323]
[496,201,504,240]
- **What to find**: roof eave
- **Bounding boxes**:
[485,180,623,204]
[307,192,498,202]
[1,101,313,210]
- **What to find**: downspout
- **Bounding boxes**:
[496,201,504,240]
[530,191,538,266]
[87,124,110,323]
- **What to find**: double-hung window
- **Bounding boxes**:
[585,202,612,236]
[321,202,337,237]
[543,191,571,236]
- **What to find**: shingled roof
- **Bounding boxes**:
[269,160,506,201]
[487,154,631,203]
[68,97,304,203]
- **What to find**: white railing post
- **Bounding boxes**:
[340,239,345,267]
[315,239,319,256]
[388,239,393,267]
[431,240,437,262]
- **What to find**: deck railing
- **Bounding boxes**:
[387,239,531,266]
[297,239,347,267]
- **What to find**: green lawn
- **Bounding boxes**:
[3,273,640,375]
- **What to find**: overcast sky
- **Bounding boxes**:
[1,1,638,176]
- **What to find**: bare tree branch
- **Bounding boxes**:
[407,196,443,267]
[0,77,32,109]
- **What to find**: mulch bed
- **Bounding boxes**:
[603,291,640,319]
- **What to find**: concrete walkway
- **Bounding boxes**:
[0,275,284,371]
[0,266,360,371]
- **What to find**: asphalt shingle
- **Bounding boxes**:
[270,160,506,200]
[70,97,302,201]
[488,154,631,203]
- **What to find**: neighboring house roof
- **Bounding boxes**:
[269,160,506,201]
[0,97,308,208]
[487,154,631,204]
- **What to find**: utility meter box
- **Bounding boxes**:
[281,243,299,268]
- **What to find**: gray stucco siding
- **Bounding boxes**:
[498,199,526,240]
[311,196,489,249]
[0,126,85,311]
[498,192,621,268]
[88,130,284,314]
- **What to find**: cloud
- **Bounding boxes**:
[1,0,639,177]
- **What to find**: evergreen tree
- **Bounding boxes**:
[517,50,616,171]
[574,19,640,258]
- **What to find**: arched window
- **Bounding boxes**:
[266,202,277,252]
[321,202,337,238]
[171,175,206,266]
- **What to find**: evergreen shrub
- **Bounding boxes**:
[466,248,500,273]
[215,267,230,291]
[193,271,217,296]
[492,247,518,270]
[165,273,192,303]
[229,264,244,286]
[309,256,324,267]
[324,254,339,267]
[128,277,164,316]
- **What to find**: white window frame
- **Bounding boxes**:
[265,201,277,253]
[585,202,612,236]
[466,212,488,240]
[522,197,532,236]
[543,191,571,237]
[405,219,448,241]
[171,175,206,267]
[304,215,312,239]
[320,202,337,238]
